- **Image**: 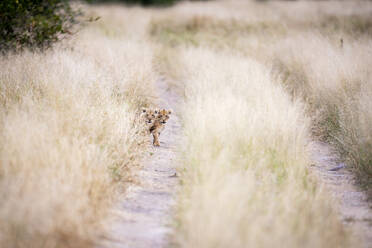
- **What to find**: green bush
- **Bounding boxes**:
[87,0,180,6]
[139,0,178,6]
[87,0,213,7]
[123,0,177,5]
[0,0,80,52]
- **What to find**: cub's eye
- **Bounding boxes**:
[152,114,155,117]
[155,111,158,114]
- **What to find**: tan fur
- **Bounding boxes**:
[141,108,159,126]
[141,108,171,146]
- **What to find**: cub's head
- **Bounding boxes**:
[141,108,160,124]
[157,109,172,124]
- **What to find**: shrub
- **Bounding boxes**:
[0,0,80,52]
[137,0,178,6]
[87,0,201,6]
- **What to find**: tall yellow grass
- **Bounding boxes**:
[149,0,372,247]
[0,5,156,247]
[171,47,351,248]
[2,1,371,247]
[150,0,372,190]
[271,35,372,188]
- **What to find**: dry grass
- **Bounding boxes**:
[151,0,372,190]
[0,5,156,248]
[148,0,372,247]
[169,47,352,248]
[271,35,372,188]
[2,1,372,247]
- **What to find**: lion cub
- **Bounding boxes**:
[141,108,172,146]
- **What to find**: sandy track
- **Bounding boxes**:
[98,78,372,248]
[99,79,181,248]
[311,142,372,248]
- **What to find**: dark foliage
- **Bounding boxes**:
[129,0,178,6]
[87,0,179,6]
[0,0,80,52]
[87,0,213,7]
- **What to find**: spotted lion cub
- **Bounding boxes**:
[141,108,172,146]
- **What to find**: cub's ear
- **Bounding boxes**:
[168,109,172,115]
[141,108,147,113]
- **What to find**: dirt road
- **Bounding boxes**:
[311,142,372,248]
[99,78,181,248]
[99,80,371,248]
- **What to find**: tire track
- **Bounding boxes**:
[99,78,181,248]
[311,142,372,248]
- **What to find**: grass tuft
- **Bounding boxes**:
[0,5,156,247]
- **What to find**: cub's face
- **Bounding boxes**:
[157,109,172,124]
[141,108,159,124]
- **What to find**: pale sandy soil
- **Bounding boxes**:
[311,142,372,248]
[98,78,181,248]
